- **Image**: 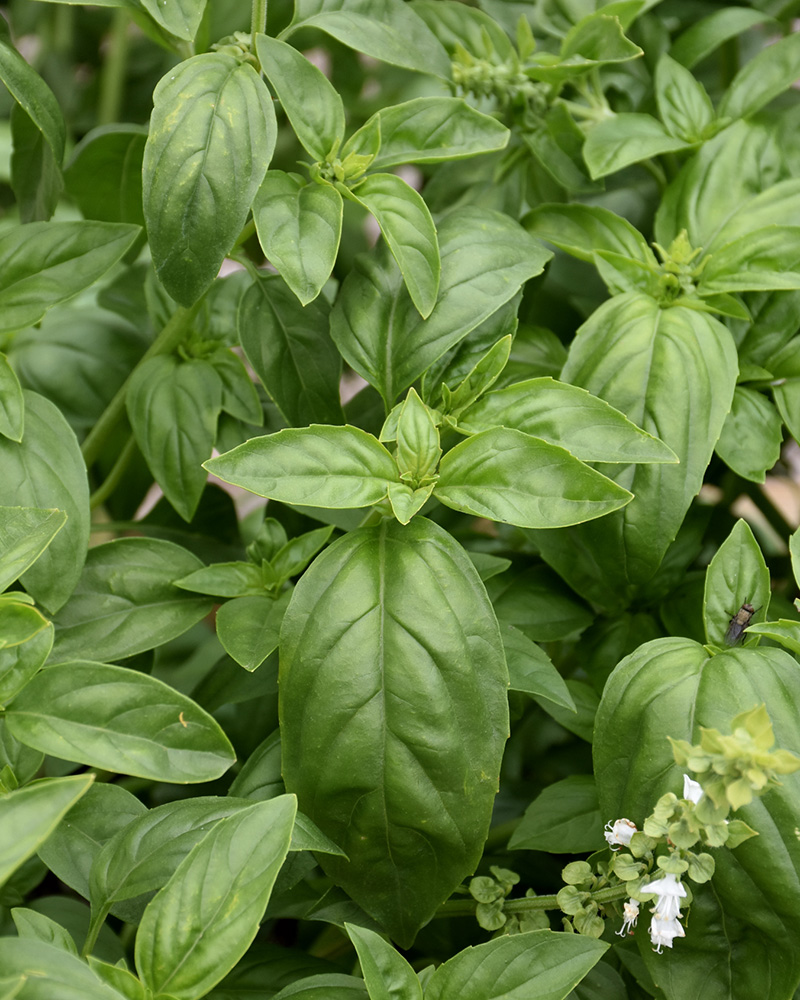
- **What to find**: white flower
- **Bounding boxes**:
[641,872,687,952]
[683,775,703,804]
[616,898,639,937]
[604,818,637,850]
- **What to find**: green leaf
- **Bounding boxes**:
[135,796,296,1000]
[594,639,800,1000]
[0,938,129,1000]
[12,907,78,954]
[654,53,715,143]
[524,203,655,265]
[256,34,345,162]
[0,392,90,614]
[64,125,147,226]
[273,976,368,1000]
[0,354,24,442]
[409,0,515,62]
[138,0,206,41]
[0,506,66,594]
[5,660,235,782]
[715,387,782,483]
[719,31,800,121]
[583,113,691,179]
[0,975,24,1000]
[216,591,291,671]
[670,8,773,69]
[703,519,770,648]
[50,538,213,663]
[698,227,800,294]
[142,53,276,305]
[127,354,222,521]
[37,782,148,904]
[0,775,93,889]
[205,425,398,509]
[175,562,265,598]
[349,173,440,318]
[279,517,508,946]
[238,273,344,425]
[0,29,65,164]
[0,601,49,649]
[0,222,139,335]
[387,482,434,525]
[745,620,800,656]
[287,0,450,78]
[532,296,737,606]
[10,103,63,223]
[345,923,422,1000]
[424,929,607,1000]
[508,776,603,853]
[272,525,334,581]
[487,565,593,643]
[210,346,263,425]
[253,171,343,306]
[459,377,677,464]
[227,730,283,802]
[435,427,632,529]
[344,97,509,170]
[330,207,552,405]
[0,623,53,707]
[501,624,575,711]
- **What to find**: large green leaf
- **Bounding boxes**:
[0,392,90,614]
[0,775,93,889]
[719,31,800,122]
[594,639,800,1000]
[286,0,450,78]
[0,222,139,335]
[508,776,602,854]
[702,519,770,648]
[698,226,800,294]
[424,930,607,1000]
[279,517,509,946]
[532,295,737,609]
[349,172,440,318]
[524,203,655,265]
[252,171,343,306]
[0,938,129,1000]
[714,387,782,483]
[583,114,690,180]
[345,924,422,1000]
[458,377,677,464]
[0,27,65,166]
[0,506,66,595]
[127,354,223,521]
[238,274,344,425]
[670,8,773,69]
[434,427,632,528]
[64,125,147,226]
[135,796,296,1000]
[142,53,276,305]
[330,207,551,406]
[205,426,398,508]
[50,538,212,663]
[5,661,235,782]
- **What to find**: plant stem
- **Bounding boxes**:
[81,303,201,468]
[89,435,137,509]
[251,0,268,51]
[433,882,629,919]
[98,9,130,126]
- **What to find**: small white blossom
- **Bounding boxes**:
[641,872,687,952]
[683,775,703,804]
[604,818,637,850]
[616,898,639,937]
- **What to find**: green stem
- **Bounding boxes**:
[434,882,629,919]
[89,435,137,509]
[98,9,130,126]
[251,0,268,51]
[82,904,110,958]
[81,304,201,468]
[640,157,667,190]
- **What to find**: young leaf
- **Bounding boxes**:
[0,600,49,649]
[205,425,399,509]
[175,562,266,598]
[127,354,223,522]
[271,525,335,581]
[216,591,291,671]
[715,387,782,483]
[703,519,770,648]
[434,427,632,529]
[227,730,283,802]
[279,517,509,947]
[698,227,800,294]
[583,113,691,179]
[50,537,213,663]
[345,923,423,1000]
[135,796,297,1000]
[0,392,89,614]
[424,930,608,1000]
[138,0,205,42]
[343,97,509,170]
[256,34,345,162]
[508,776,602,853]
[0,506,66,594]
[0,775,93,888]
[0,623,53,707]
[395,388,440,483]
[286,0,451,79]
[0,222,139,335]
[501,625,575,711]
[142,53,276,305]
[719,31,800,122]
[670,8,774,69]
[458,377,678,464]
[238,273,344,426]
[11,907,78,954]
[348,172,440,318]
[654,53,715,143]
[5,660,236,782]
[253,171,343,306]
